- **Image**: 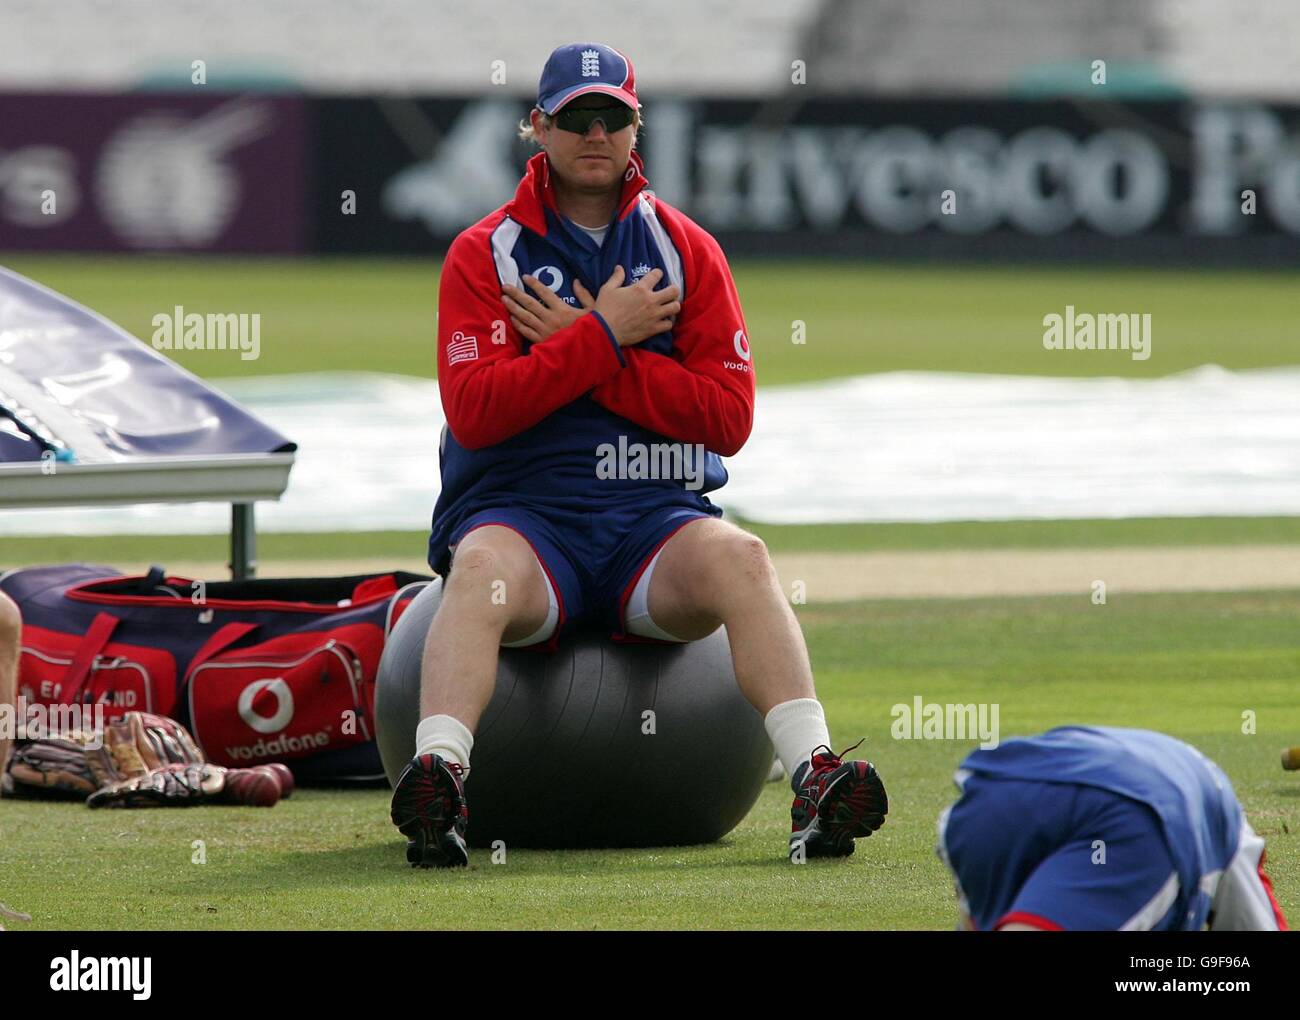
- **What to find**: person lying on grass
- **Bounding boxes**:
[938,725,1286,931]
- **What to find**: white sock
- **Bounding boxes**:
[764,698,830,789]
[414,714,473,772]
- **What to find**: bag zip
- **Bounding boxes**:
[20,648,156,713]
[92,657,154,714]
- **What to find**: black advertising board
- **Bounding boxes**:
[309,95,1300,264]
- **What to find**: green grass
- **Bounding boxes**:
[4,588,1299,930]
[5,256,1298,384]
[739,516,1300,552]
[3,515,1298,572]
[2,257,1298,928]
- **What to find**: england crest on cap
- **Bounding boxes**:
[537,42,639,115]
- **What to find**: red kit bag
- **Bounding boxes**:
[0,563,431,783]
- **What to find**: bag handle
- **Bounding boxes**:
[350,575,398,604]
[66,612,119,702]
[187,622,260,675]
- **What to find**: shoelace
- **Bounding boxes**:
[415,753,468,781]
[810,737,865,765]
[796,738,867,793]
[442,758,468,781]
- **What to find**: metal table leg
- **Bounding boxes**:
[230,503,257,579]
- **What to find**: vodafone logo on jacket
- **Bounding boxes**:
[533,265,564,290]
[724,329,752,372]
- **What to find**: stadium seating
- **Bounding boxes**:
[1,0,1297,98]
[0,0,824,95]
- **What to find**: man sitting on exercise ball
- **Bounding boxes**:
[391,42,888,867]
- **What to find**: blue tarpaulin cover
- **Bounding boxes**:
[0,266,296,465]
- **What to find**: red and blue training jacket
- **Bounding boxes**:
[427,150,756,574]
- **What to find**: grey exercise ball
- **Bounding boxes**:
[375,579,773,849]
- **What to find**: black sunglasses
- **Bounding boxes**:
[552,104,635,135]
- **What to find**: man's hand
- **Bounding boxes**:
[502,274,595,344]
[594,266,681,347]
[501,266,681,348]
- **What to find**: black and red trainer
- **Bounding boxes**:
[788,742,888,861]
[390,753,469,868]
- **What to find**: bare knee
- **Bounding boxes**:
[439,529,548,628]
[651,522,778,620]
[446,542,513,590]
[692,525,776,597]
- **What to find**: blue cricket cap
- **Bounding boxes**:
[537,42,639,115]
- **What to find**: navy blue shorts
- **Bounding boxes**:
[447,502,715,649]
[938,773,1182,931]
